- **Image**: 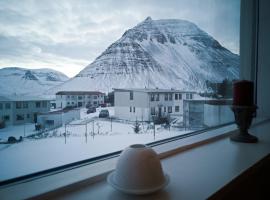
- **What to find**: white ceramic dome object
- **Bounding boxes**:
[107,144,169,195]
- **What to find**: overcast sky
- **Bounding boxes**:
[0,0,240,77]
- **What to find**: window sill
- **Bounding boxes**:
[0,118,269,200]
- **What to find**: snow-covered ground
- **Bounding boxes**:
[0,107,191,181]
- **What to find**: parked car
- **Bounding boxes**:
[99,109,109,118]
[100,103,106,107]
[87,107,96,114]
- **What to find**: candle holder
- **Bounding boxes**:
[230,105,258,143]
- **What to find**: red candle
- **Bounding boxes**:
[233,80,254,106]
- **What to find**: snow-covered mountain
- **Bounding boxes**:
[0,67,69,96]
[52,17,239,93]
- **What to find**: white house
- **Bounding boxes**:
[55,91,105,109]
[37,108,80,129]
[113,88,198,121]
[183,99,234,128]
[0,95,51,125]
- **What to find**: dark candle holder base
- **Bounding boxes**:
[230,105,258,143]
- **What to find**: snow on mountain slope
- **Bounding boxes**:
[0,67,69,96]
[51,17,240,94]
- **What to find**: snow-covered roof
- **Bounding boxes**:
[113,88,197,93]
[56,91,105,95]
[0,95,52,102]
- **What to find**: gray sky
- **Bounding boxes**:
[0,0,240,77]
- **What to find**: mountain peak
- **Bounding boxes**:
[144,16,152,21]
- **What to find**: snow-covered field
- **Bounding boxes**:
[0,107,190,181]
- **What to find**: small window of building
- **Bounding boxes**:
[169,94,172,101]
[150,94,155,101]
[186,93,190,99]
[16,102,22,109]
[42,101,47,108]
[175,106,179,112]
[16,114,24,121]
[175,93,178,100]
[133,107,135,113]
[165,94,168,101]
[5,103,11,109]
[156,94,159,101]
[3,115,10,121]
[151,107,155,115]
[130,91,134,100]
[190,94,193,99]
[179,94,182,100]
[36,101,41,108]
[78,96,82,100]
[23,102,28,108]
[67,102,70,105]
[67,95,70,98]
[164,107,166,112]
[72,102,75,104]
[94,95,98,99]
[130,106,132,112]
[168,106,172,113]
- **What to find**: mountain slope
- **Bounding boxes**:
[51,17,239,93]
[0,67,69,96]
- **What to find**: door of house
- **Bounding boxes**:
[158,107,162,117]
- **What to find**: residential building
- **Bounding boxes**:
[55,91,105,109]
[114,88,198,121]
[183,99,234,128]
[37,108,80,129]
[0,96,51,125]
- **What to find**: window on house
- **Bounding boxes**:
[164,107,166,112]
[42,101,47,108]
[5,103,11,109]
[151,107,155,115]
[78,96,83,100]
[130,106,132,112]
[36,102,41,108]
[175,93,178,100]
[156,94,160,101]
[169,94,173,101]
[3,115,10,121]
[94,96,97,99]
[16,102,22,109]
[16,114,24,121]
[165,94,168,101]
[175,106,180,112]
[133,107,135,113]
[23,102,28,108]
[190,94,193,99]
[179,94,182,100]
[150,94,155,101]
[168,106,172,113]
[130,91,133,100]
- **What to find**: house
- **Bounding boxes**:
[113,88,198,121]
[55,91,105,109]
[183,99,233,128]
[37,108,80,129]
[0,95,51,126]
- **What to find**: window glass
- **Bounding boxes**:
[0,0,240,183]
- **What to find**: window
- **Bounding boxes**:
[42,101,47,108]
[150,94,155,101]
[5,103,11,109]
[0,0,240,185]
[16,102,22,109]
[16,114,24,121]
[156,94,160,101]
[151,107,155,115]
[23,102,28,108]
[165,94,168,101]
[168,106,172,113]
[36,102,41,108]
[3,115,10,121]
[169,94,173,101]
[130,91,134,100]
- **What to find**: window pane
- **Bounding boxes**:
[0,0,240,183]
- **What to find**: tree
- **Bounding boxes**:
[133,120,141,134]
